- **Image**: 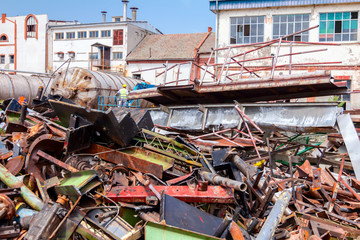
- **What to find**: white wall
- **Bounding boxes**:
[0,14,48,73]
[48,22,158,73]
[216,3,360,108]
[127,62,192,85]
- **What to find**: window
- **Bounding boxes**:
[89,53,99,60]
[0,35,7,41]
[78,31,87,39]
[56,52,64,59]
[66,32,75,39]
[55,33,64,40]
[114,17,121,22]
[9,55,14,64]
[273,14,310,41]
[133,74,141,79]
[230,16,265,44]
[25,15,37,39]
[319,12,358,42]
[113,52,123,60]
[0,55,5,64]
[89,31,99,38]
[113,29,123,45]
[68,51,75,59]
[101,30,111,37]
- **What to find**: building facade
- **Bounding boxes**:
[47,19,160,73]
[126,29,215,85]
[0,13,48,73]
[209,0,360,109]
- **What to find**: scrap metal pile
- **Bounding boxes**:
[0,98,360,239]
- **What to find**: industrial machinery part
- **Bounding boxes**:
[49,67,152,108]
[0,73,52,104]
[0,194,15,220]
[200,171,247,192]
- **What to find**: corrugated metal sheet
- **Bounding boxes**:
[209,0,360,10]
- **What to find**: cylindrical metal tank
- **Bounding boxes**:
[49,67,151,109]
[0,73,52,103]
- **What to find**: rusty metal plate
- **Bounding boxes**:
[86,144,166,178]
[5,156,25,175]
[106,185,234,204]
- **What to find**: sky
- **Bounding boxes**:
[1,0,215,34]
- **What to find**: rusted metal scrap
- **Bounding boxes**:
[0,96,359,240]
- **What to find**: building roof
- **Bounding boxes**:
[209,0,360,10]
[48,21,162,34]
[126,32,215,61]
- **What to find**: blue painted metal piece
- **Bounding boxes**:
[210,0,360,10]
[98,82,155,111]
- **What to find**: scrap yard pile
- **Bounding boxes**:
[0,97,359,240]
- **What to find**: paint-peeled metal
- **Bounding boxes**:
[244,105,341,133]
[337,114,360,180]
[0,73,52,103]
[49,67,151,109]
[256,190,291,240]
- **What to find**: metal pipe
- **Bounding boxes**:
[101,11,107,23]
[200,171,247,192]
[122,0,129,21]
[130,7,138,21]
[232,155,257,178]
[256,190,291,240]
[0,164,44,211]
[19,104,27,125]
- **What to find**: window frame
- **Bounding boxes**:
[9,55,14,64]
[66,32,75,39]
[55,32,64,40]
[0,34,8,42]
[89,53,99,60]
[78,31,87,39]
[230,16,265,44]
[112,52,123,60]
[101,30,111,38]
[272,14,310,41]
[0,55,5,64]
[89,31,99,38]
[25,14,38,40]
[319,11,358,42]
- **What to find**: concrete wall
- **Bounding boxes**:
[126,61,193,85]
[216,3,360,109]
[0,14,48,73]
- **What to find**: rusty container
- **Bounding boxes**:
[0,73,52,103]
[49,67,151,109]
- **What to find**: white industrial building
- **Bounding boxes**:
[47,3,161,73]
[0,13,49,73]
[209,0,360,109]
[0,1,160,75]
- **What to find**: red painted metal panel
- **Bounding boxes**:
[106,185,234,203]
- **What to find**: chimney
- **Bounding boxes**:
[130,7,138,21]
[1,14,6,24]
[101,11,107,22]
[122,0,129,21]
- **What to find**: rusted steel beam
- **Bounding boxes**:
[37,150,79,173]
[299,213,360,238]
[106,185,234,204]
[200,171,247,192]
[86,144,168,179]
[235,105,264,134]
